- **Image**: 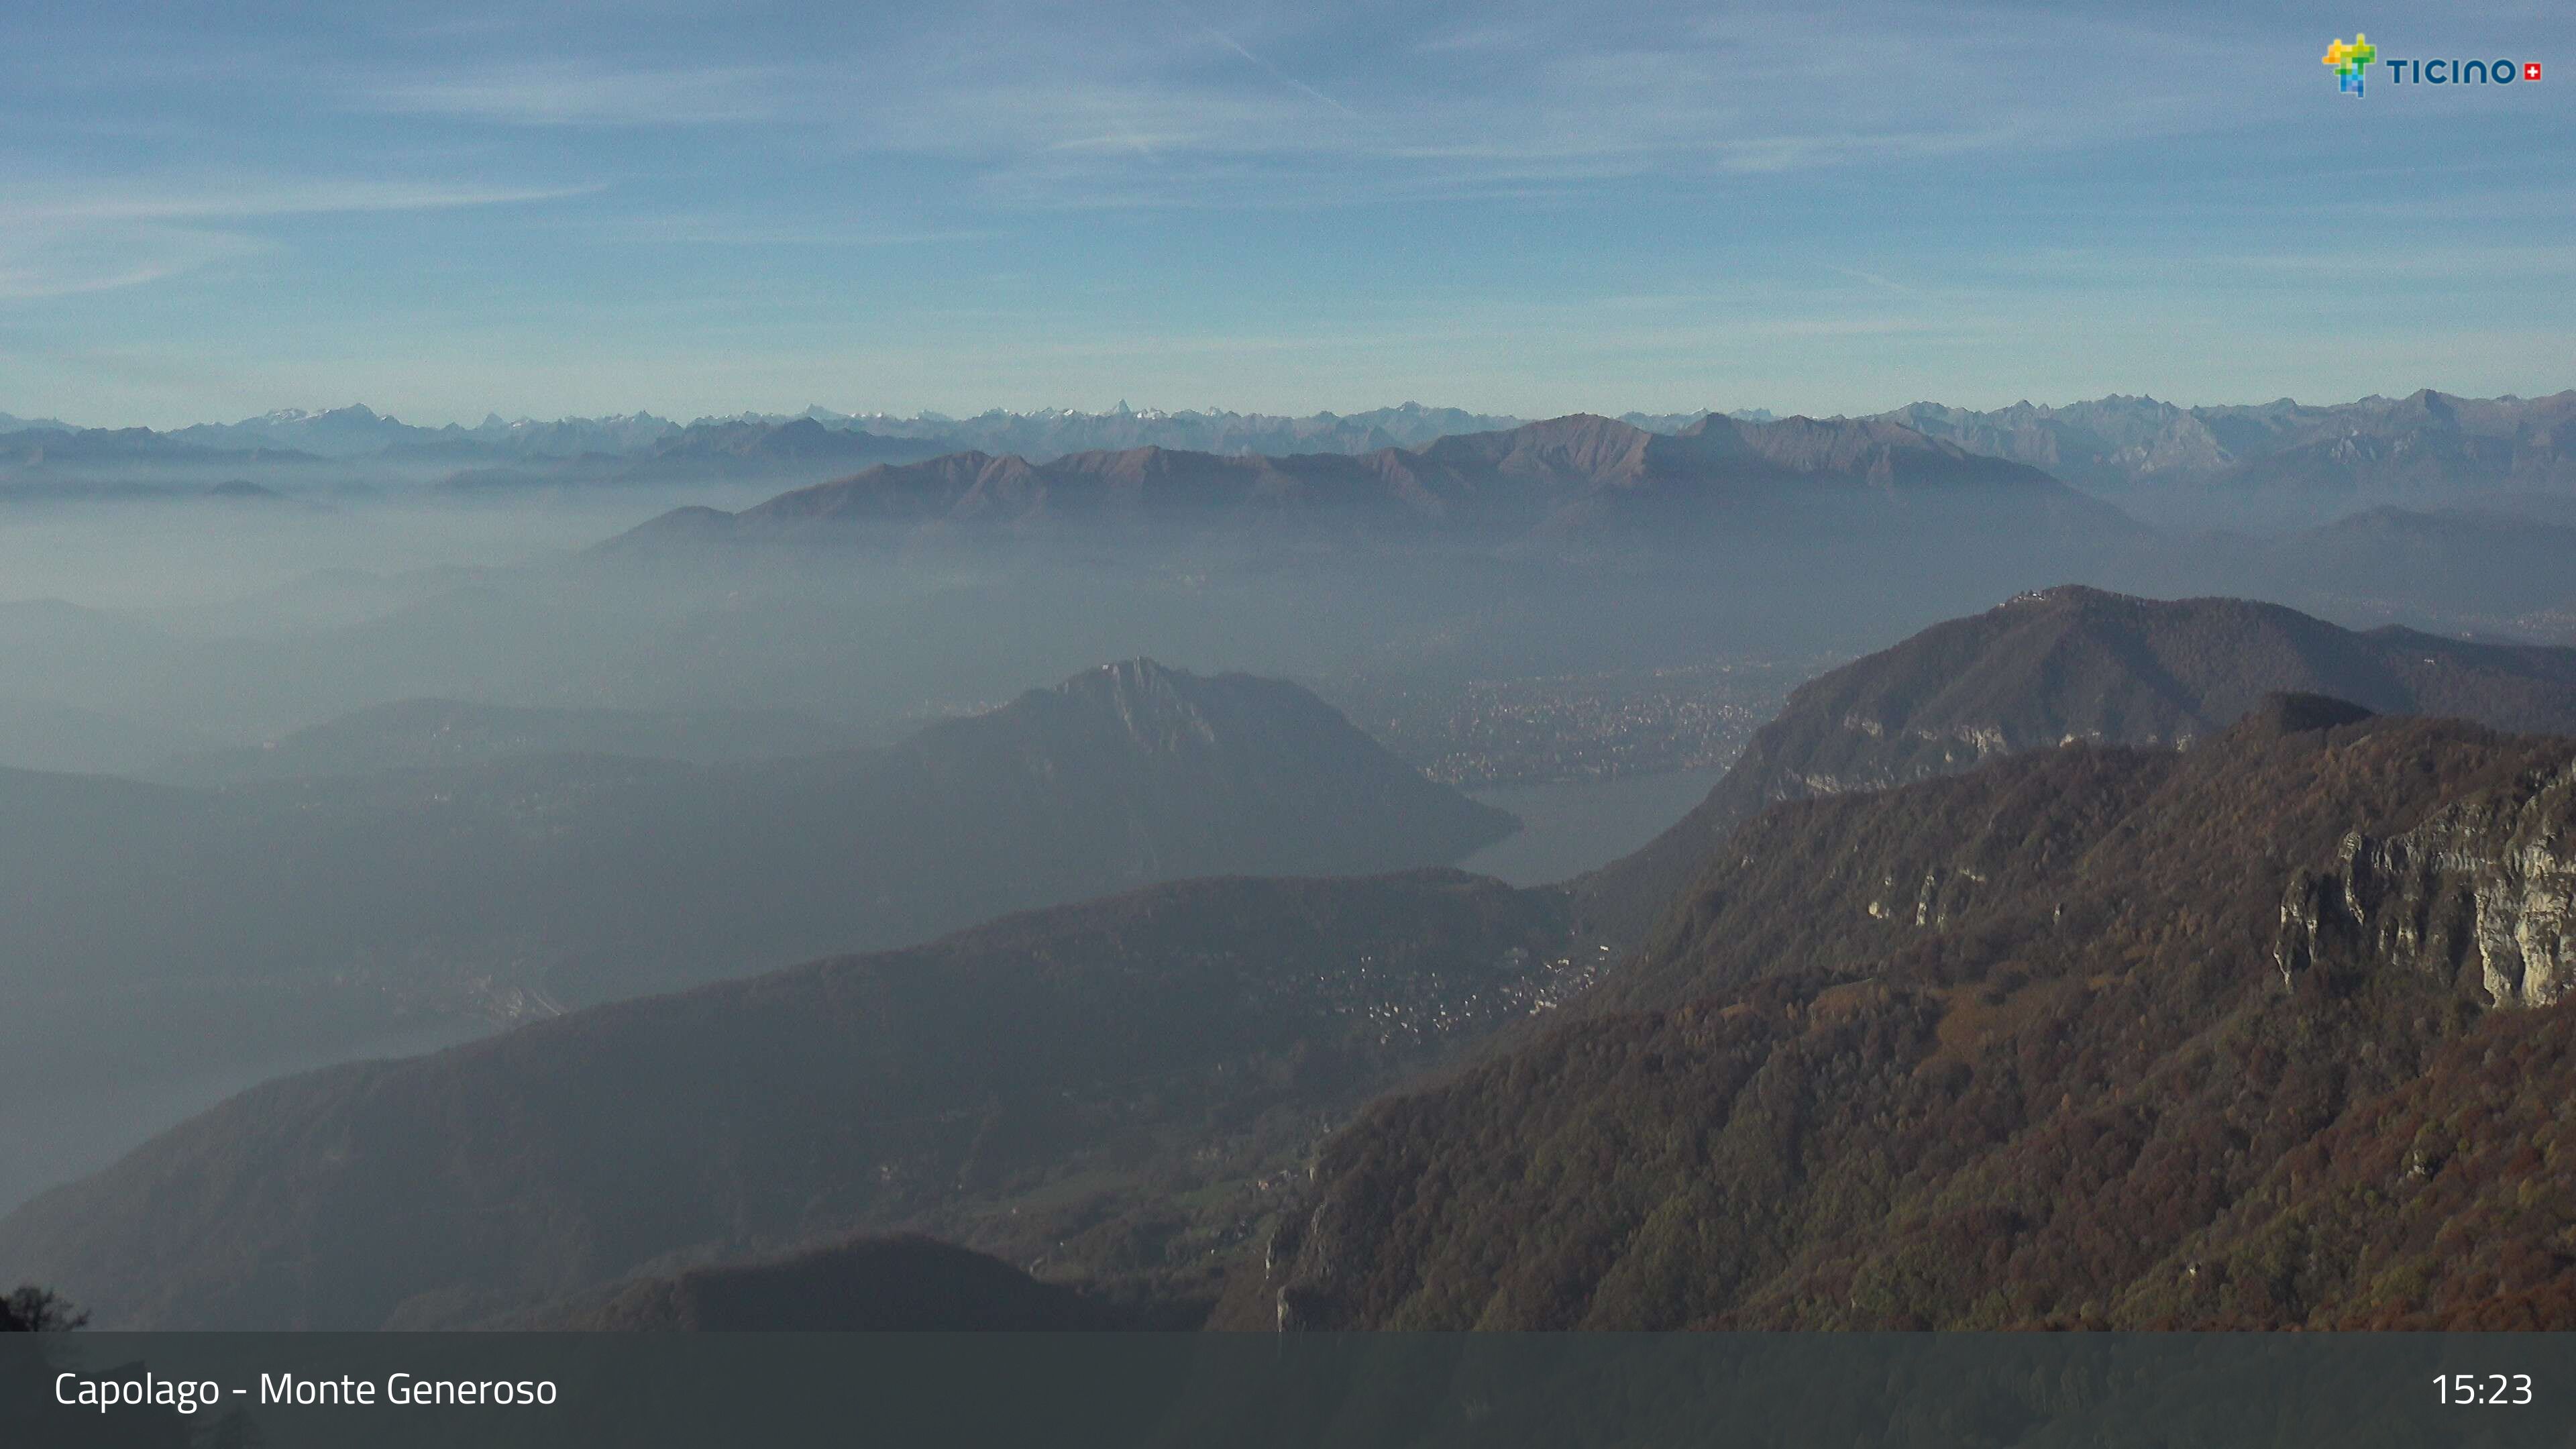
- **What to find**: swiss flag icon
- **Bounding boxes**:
[2526,62,2543,80]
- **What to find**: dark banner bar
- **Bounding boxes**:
[7,1332,2575,1448]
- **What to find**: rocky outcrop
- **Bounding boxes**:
[1237,715,2576,1332]
[2277,759,2576,1006]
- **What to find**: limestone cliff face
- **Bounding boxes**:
[2277,760,2576,1006]
[1264,1196,1330,1332]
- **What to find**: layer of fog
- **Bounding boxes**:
[1,471,2567,1217]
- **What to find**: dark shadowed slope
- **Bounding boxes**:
[1570,587,2576,946]
[1244,703,2576,1330]
[0,871,1577,1329]
[545,1235,1128,1331]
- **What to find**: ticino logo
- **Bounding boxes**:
[2324,34,2541,97]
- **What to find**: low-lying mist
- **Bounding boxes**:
[1,458,2570,1222]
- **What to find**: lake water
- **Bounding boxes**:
[1459,767,1725,888]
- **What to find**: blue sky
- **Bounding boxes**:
[2,0,2569,427]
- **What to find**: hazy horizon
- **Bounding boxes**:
[15,384,2576,437]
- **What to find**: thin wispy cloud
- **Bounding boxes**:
[580,215,1003,248]
[1988,243,2576,286]
[0,180,598,307]
[0,260,212,303]
[1827,266,1919,296]
[356,60,792,127]
[1,180,600,227]
[0,227,268,302]
[765,1,2322,211]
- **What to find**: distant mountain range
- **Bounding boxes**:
[31,402,682,462]
[4,401,1774,465]
[435,416,939,492]
[0,661,1513,1216]
[1247,698,2576,1329]
[10,389,2565,513]
[603,413,2124,555]
[0,426,331,490]
[0,869,1574,1328]
[1570,586,2576,947]
[822,402,1540,460]
[1884,389,2576,501]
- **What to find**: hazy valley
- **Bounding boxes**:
[7,393,2576,1334]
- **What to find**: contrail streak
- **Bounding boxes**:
[1165,3,1361,118]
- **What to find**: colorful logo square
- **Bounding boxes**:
[2322,34,2377,95]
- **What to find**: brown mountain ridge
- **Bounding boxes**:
[1244,700,2576,1330]
[1569,586,2576,947]
[604,413,2128,553]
